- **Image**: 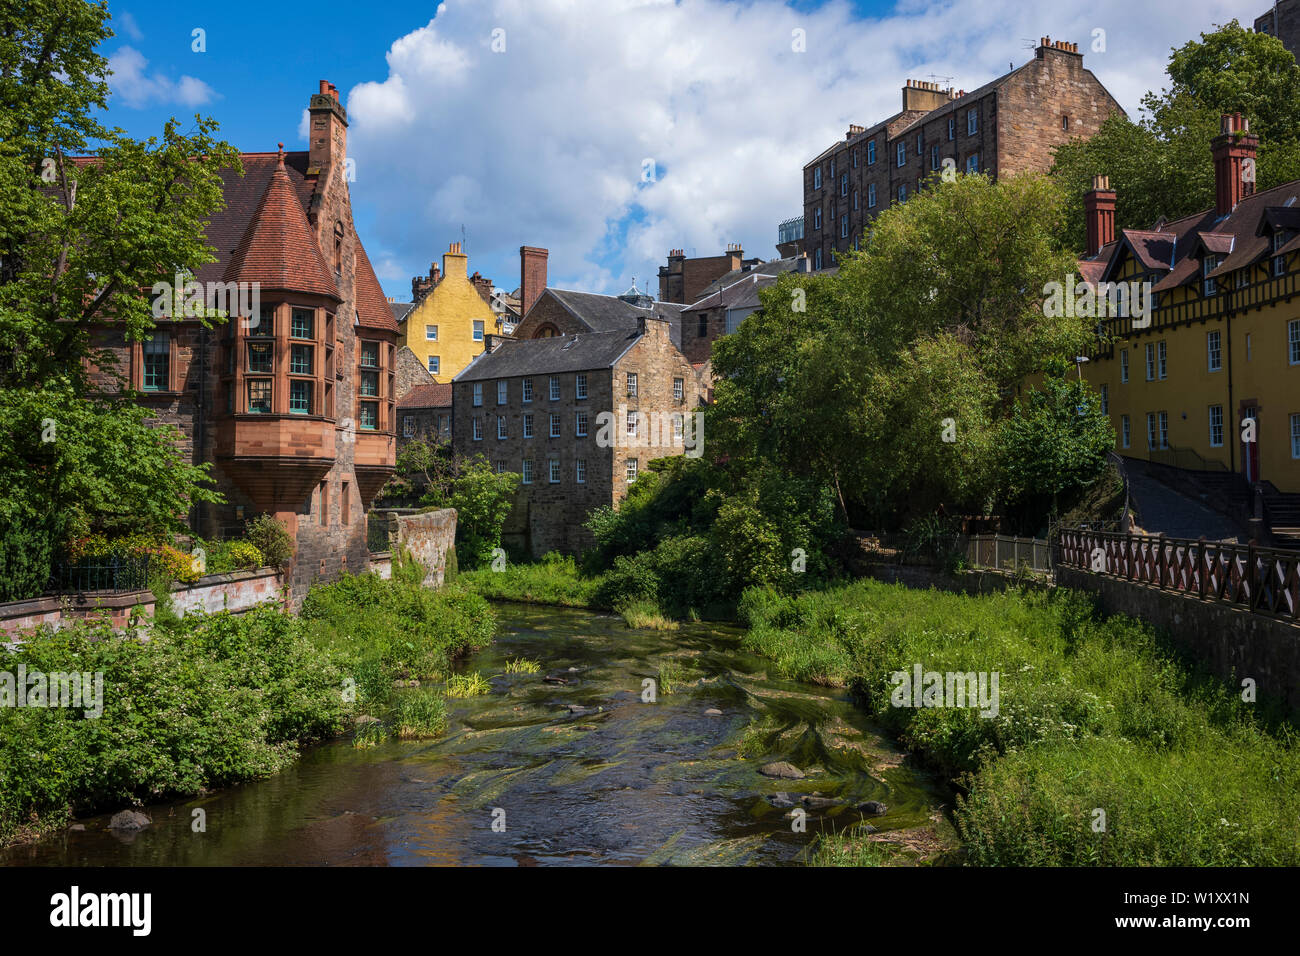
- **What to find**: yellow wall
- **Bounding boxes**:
[397,245,495,381]
[1082,252,1300,493]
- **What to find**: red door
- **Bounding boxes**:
[1242,405,1260,483]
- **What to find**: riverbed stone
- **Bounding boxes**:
[857,801,889,816]
[800,795,841,810]
[109,810,151,831]
[759,761,805,779]
[764,793,796,809]
[703,707,723,716]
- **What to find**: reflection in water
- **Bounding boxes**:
[2,604,952,867]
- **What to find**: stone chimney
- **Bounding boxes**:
[1084,175,1117,257]
[1211,113,1258,217]
[520,246,548,318]
[901,79,949,113]
[308,80,348,175]
[725,243,744,271]
[469,271,493,304]
[443,240,468,279]
[411,262,440,302]
[1036,37,1081,59]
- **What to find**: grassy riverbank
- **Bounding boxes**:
[741,579,1300,866]
[0,557,494,847]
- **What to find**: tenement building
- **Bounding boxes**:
[451,316,703,556]
[1077,113,1300,546]
[1256,1,1300,60]
[88,81,398,601]
[800,37,1123,270]
[397,241,500,380]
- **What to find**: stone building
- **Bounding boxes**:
[399,382,453,447]
[451,316,703,557]
[89,81,397,602]
[397,242,498,380]
[799,38,1123,270]
[1256,1,1300,59]
[657,245,747,304]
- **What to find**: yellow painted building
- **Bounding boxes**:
[397,242,495,380]
[1076,116,1300,519]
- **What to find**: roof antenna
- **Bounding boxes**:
[461,223,467,253]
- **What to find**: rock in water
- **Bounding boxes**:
[703,707,723,717]
[109,810,151,831]
[800,795,840,811]
[759,761,805,780]
[765,792,796,809]
[857,800,888,816]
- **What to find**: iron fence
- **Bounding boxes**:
[1057,528,1300,622]
[963,534,1052,573]
[46,554,152,594]
[367,513,392,553]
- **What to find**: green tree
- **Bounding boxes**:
[1052,20,1300,250]
[424,455,520,569]
[0,0,240,596]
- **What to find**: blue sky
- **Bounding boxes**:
[97,0,1257,301]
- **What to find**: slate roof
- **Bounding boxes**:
[454,328,642,382]
[398,382,453,409]
[691,257,805,303]
[542,288,685,349]
[390,301,414,323]
[685,272,779,312]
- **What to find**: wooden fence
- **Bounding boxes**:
[1056,528,1300,622]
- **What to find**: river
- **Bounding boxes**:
[1,603,954,866]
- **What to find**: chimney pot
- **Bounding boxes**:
[1084,175,1118,257]
[1211,112,1259,215]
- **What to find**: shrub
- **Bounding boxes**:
[225,541,264,571]
[0,518,56,602]
[244,515,294,570]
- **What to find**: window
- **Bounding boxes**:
[255,304,275,337]
[1209,404,1224,447]
[497,381,507,404]
[840,215,848,238]
[840,172,848,196]
[673,377,684,401]
[290,380,311,415]
[523,413,534,438]
[1100,384,1109,415]
[967,108,978,135]
[867,140,876,164]
[360,368,379,398]
[425,324,438,341]
[1273,232,1287,277]
[1158,411,1169,449]
[1202,256,1219,296]
[697,313,708,337]
[1158,341,1168,380]
[947,117,955,140]
[143,335,169,391]
[1146,412,1157,450]
[626,372,638,398]
[495,460,507,474]
[1062,114,1070,131]
[852,148,858,169]
[1120,348,1129,383]
[867,183,876,208]
[549,376,560,400]
[341,481,350,526]
[497,416,507,440]
[813,167,821,189]
[403,415,415,438]
[966,154,979,175]
[319,480,329,525]
[930,144,940,171]
[291,309,313,340]
[830,159,835,178]
[549,413,560,438]
[575,411,589,436]
[916,133,923,157]
[1145,343,1156,381]
[1121,414,1131,449]
[522,378,534,402]
[472,417,483,441]
[521,459,533,484]
[626,409,638,438]
[548,458,560,484]
[814,248,823,270]
[1290,320,1300,365]
[896,143,906,167]
[814,207,822,230]
[575,373,588,399]
[360,341,379,368]
[290,344,312,375]
[247,341,273,374]
[472,320,484,342]
[852,189,859,211]
[575,459,586,483]
[1208,330,1222,371]
[359,401,378,431]
[1292,413,1300,459]
[428,356,440,375]
[472,383,483,406]
[626,458,639,483]
[673,413,684,442]
[247,379,272,414]
[898,184,907,202]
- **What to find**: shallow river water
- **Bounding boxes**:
[3,603,954,866]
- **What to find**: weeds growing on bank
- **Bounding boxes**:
[740,578,1300,865]
[617,598,679,630]
[459,553,608,609]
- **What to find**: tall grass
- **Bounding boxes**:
[740,578,1300,865]
[459,552,607,609]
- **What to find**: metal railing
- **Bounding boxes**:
[46,554,152,594]
[964,534,1051,573]
[367,513,393,553]
[1057,528,1300,622]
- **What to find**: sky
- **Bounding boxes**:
[97,0,1264,301]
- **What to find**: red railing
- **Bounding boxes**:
[1056,528,1300,622]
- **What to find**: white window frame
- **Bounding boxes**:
[522,378,533,402]
[1209,404,1224,448]
[1120,348,1129,383]
[521,459,533,484]
[472,320,484,342]
[1145,344,1155,382]
[497,380,507,404]
[428,355,440,375]
[472,382,483,406]
[1290,319,1300,365]
[472,417,483,441]
[673,377,684,401]
[549,413,560,438]
[840,215,848,239]
[548,458,560,484]
[402,415,415,438]
[626,372,638,398]
[867,183,876,208]
[497,416,507,440]
[425,324,438,341]
[947,117,955,140]
[867,140,876,164]
[813,167,821,189]
[896,142,906,167]
[575,410,588,436]
[575,373,588,399]
[523,413,535,439]
[549,376,560,400]
[626,458,638,483]
[1208,330,1222,372]
[1158,340,1168,380]
[966,154,979,175]
[967,108,978,135]
[1292,413,1300,459]
[840,172,848,196]
[1158,411,1169,449]
[626,410,638,437]
[575,459,586,483]
[1121,414,1131,449]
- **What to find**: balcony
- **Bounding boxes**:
[354,429,396,505]
[778,216,805,245]
[214,415,336,514]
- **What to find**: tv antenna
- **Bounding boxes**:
[927,73,954,90]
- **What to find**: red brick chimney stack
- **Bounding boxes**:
[470,271,493,304]
[520,246,548,318]
[1211,112,1258,217]
[308,79,348,174]
[1084,174,1117,257]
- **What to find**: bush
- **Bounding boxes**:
[244,515,294,571]
[226,541,264,570]
[0,518,56,602]
[430,457,520,570]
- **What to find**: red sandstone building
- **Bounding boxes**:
[92,81,398,601]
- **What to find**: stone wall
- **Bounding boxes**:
[376,508,457,586]
[1057,567,1300,717]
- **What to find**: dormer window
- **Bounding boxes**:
[1202,255,1219,296]
[1273,231,1288,277]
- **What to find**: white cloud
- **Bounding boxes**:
[344,0,1250,297]
[107,46,216,109]
[114,10,145,42]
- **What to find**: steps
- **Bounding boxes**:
[1262,483,1300,549]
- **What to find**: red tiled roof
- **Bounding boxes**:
[353,238,399,333]
[398,382,452,409]
[222,153,341,299]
